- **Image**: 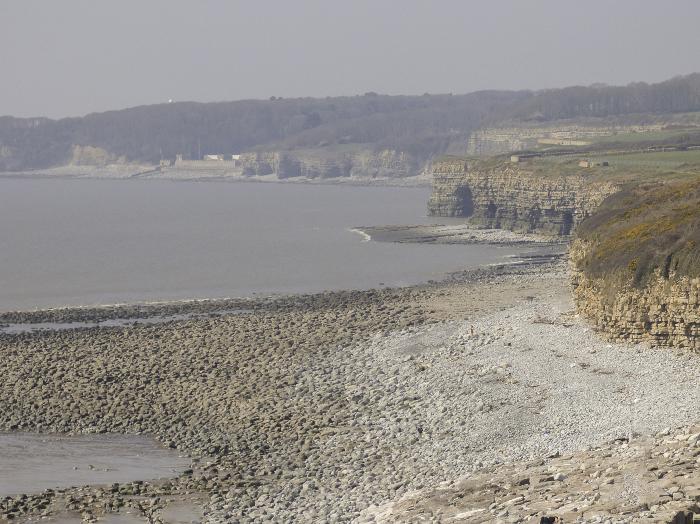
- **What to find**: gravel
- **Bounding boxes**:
[0,260,698,522]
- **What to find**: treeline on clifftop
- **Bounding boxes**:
[0,91,525,171]
[574,177,700,288]
[507,73,700,121]
[3,73,700,171]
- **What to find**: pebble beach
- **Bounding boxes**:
[0,257,699,523]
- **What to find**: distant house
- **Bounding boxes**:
[159,159,172,167]
[579,159,610,168]
[171,152,241,168]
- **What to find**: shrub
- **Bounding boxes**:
[575,177,700,287]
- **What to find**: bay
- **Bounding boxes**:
[0,179,516,312]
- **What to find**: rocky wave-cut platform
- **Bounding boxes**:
[352,224,564,246]
[359,425,700,523]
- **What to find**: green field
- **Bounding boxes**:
[596,149,700,168]
[588,128,696,145]
[520,149,700,186]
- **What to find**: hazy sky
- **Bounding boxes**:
[2,0,700,119]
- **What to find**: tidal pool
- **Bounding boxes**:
[0,433,189,497]
[0,308,250,335]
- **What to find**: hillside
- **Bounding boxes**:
[0,91,526,172]
[3,73,700,175]
[504,73,700,122]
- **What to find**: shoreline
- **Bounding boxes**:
[1,255,699,522]
[0,166,432,188]
[0,249,555,325]
[1,213,699,524]
[352,223,566,247]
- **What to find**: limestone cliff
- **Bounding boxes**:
[168,147,422,180]
[70,145,126,166]
[427,158,617,235]
[568,179,700,349]
[241,147,420,179]
[570,240,700,350]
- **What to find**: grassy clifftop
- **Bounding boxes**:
[434,150,700,186]
[573,177,700,287]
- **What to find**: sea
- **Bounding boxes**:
[0,178,519,312]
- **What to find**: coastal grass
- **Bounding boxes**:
[438,152,700,187]
[587,128,698,145]
[595,149,700,168]
[574,176,700,287]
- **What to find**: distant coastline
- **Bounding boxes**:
[0,163,432,187]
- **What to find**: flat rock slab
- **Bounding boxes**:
[356,224,561,245]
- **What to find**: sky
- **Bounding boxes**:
[2,0,700,119]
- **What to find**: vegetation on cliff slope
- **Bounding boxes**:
[0,91,527,171]
[574,176,700,287]
[4,73,700,171]
[504,73,700,122]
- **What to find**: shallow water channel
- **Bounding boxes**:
[0,309,249,335]
[0,433,189,497]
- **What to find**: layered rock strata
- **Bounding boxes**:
[570,240,700,350]
[360,425,700,523]
[428,159,617,235]
[241,148,419,179]
[165,148,420,180]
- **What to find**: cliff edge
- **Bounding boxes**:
[427,157,618,235]
[570,179,700,350]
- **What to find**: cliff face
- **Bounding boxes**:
[70,145,127,166]
[427,159,617,235]
[160,147,422,180]
[570,240,700,350]
[242,148,420,179]
[568,179,700,350]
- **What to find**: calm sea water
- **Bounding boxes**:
[0,432,188,497]
[0,179,517,312]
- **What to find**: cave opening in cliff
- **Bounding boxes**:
[455,186,474,217]
[560,211,574,236]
